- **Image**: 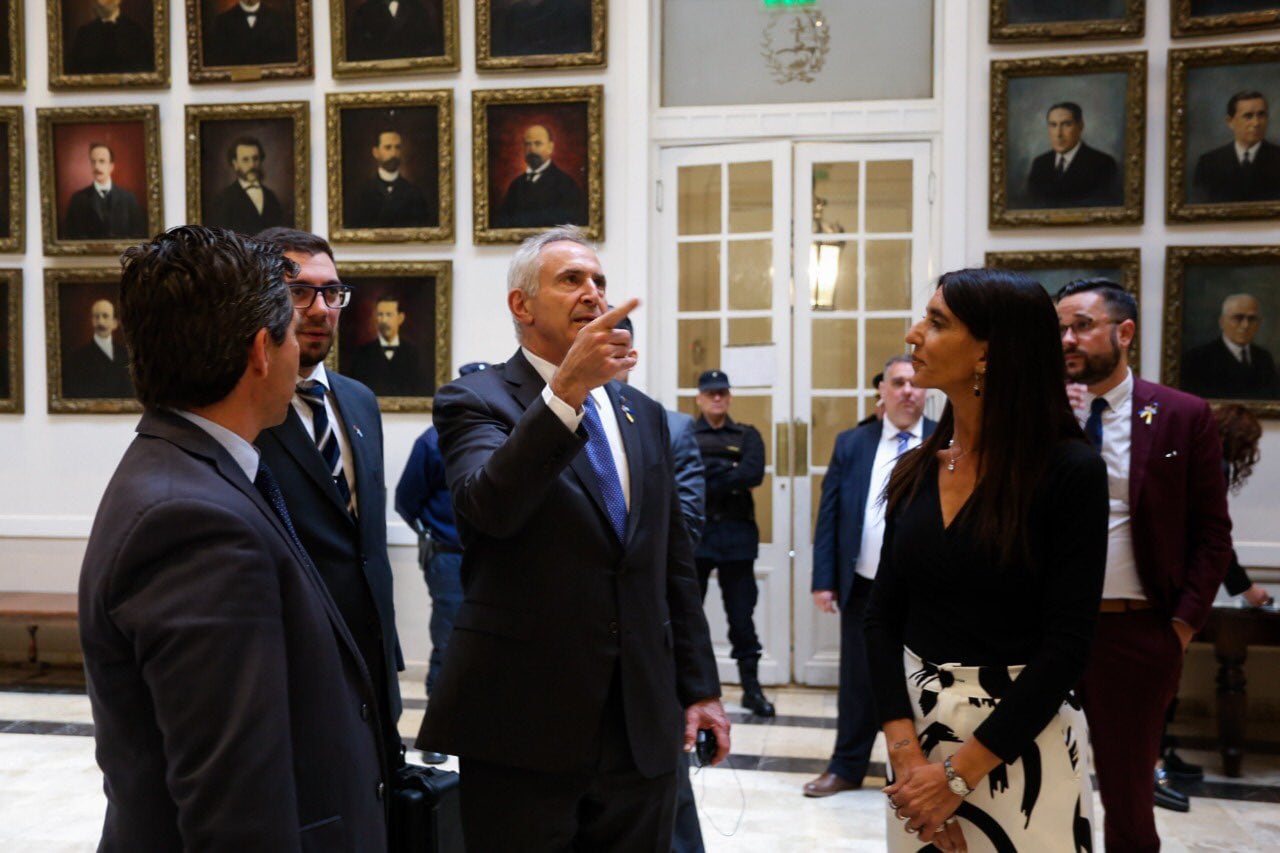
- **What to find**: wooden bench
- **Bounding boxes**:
[0,592,78,666]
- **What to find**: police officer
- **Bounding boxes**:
[692,369,775,717]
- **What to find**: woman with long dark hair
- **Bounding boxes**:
[864,269,1109,851]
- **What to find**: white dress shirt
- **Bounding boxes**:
[93,334,114,361]
[1056,142,1082,172]
[1078,369,1145,601]
[238,177,265,214]
[173,409,260,483]
[1222,334,1250,364]
[856,417,924,580]
[290,362,358,513]
[523,347,630,510]
[1236,140,1262,165]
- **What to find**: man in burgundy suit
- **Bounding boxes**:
[1055,279,1233,852]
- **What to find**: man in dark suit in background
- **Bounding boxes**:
[1056,279,1233,852]
[492,124,587,228]
[347,0,441,61]
[804,355,933,799]
[1026,101,1121,208]
[63,143,146,240]
[347,128,434,229]
[208,137,285,236]
[79,225,386,850]
[254,227,406,781]
[1182,292,1280,400]
[66,0,154,75]
[205,0,295,67]
[63,297,133,399]
[1192,91,1280,204]
[348,294,428,397]
[416,226,728,849]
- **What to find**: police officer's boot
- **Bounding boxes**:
[738,658,775,718]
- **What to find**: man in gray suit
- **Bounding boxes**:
[78,225,387,850]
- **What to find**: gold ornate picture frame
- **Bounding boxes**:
[44,267,141,414]
[1163,245,1280,417]
[186,101,309,235]
[476,0,605,71]
[334,260,451,413]
[0,0,25,89]
[38,104,164,257]
[1167,42,1280,223]
[331,0,459,78]
[473,85,603,244]
[326,89,454,244]
[990,0,1144,43]
[985,248,1142,369]
[0,106,24,253]
[48,0,169,89]
[186,0,312,83]
[990,52,1146,228]
[1173,1,1280,38]
[0,268,21,413]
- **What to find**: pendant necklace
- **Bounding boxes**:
[946,438,970,473]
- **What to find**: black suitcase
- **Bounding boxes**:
[390,762,464,852]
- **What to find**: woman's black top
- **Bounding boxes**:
[864,440,1109,763]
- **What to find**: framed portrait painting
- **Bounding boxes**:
[990,52,1146,228]
[476,0,604,70]
[473,85,603,243]
[331,0,458,77]
[0,269,20,413]
[1167,42,1280,222]
[44,267,141,414]
[326,90,453,243]
[1173,1,1280,38]
[0,106,24,253]
[985,248,1141,369]
[186,0,311,82]
[38,105,163,256]
[48,0,168,88]
[990,0,1144,42]
[1163,245,1280,416]
[186,101,309,236]
[334,261,451,412]
[0,0,24,89]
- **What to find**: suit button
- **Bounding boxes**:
[361,704,370,720]
[376,782,385,801]
[609,621,619,637]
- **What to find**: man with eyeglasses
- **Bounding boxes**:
[1182,292,1279,401]
[253,227,407,784]
[1055,278,1232,852]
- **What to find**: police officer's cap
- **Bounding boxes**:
[458,361,489,377]
[698,370,730,392]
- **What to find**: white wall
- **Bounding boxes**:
[0,1,653,674]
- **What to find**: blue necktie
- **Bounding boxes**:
[581,395,628,542]
[895,430,911,457]
[296,380,354,513]
[254,461,308,559]
[1086,397,1108,450]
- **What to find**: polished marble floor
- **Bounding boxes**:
[3,669,1279,851]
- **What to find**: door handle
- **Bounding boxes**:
[775,422,791,477]
[793,419,809,476]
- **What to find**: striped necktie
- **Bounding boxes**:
[581,395,627,542]
[296,380,353,513]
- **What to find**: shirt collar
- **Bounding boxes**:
[238,177,262,190]
[1088,367,1132,413]
[93,180,113,193]
[884,416,924,442]
[1221,334,1249,362]
[521,346,559,386]
[1235,140,1262,161]
[378,334,400,348]
[377,167,400,183]
[172,409,260,483]
[240,1,261,12]
[1057,142,1082,166]
[300,361,330,391]
[525,159,553,179]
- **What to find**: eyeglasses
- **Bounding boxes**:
[290,284,353,309]
[1058,317,1114,338]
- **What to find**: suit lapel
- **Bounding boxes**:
[270,406,353,522]
[606,382,644,545]
[327,377,370,516]
[1129,378,1160,510]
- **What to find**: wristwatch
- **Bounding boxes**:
[943,756,973,797]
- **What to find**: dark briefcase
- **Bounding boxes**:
[390,762,464,852]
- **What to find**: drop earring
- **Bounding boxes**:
[973,371,984,397]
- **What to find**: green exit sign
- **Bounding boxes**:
[763,0,818,6]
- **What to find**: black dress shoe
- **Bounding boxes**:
[1154,767,1190,813]
[742,686,776,718]
[1163,749,1205,783]
[419,750,448,765]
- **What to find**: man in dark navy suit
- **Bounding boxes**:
[492,124,587,229]
[62,143,146,240]
[1025,101,1121,208]
[205,0,295,67]
[1182,292,1280,400]
[347,128,435,229]
[416,226,727,849]
[804,355,933,798]
[208,137,285,236]
[254,228,406,782]
[1192,91,1280,204]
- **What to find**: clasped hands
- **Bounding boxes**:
[884,758,968,852]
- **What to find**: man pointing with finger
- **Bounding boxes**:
[415,226,728,849]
